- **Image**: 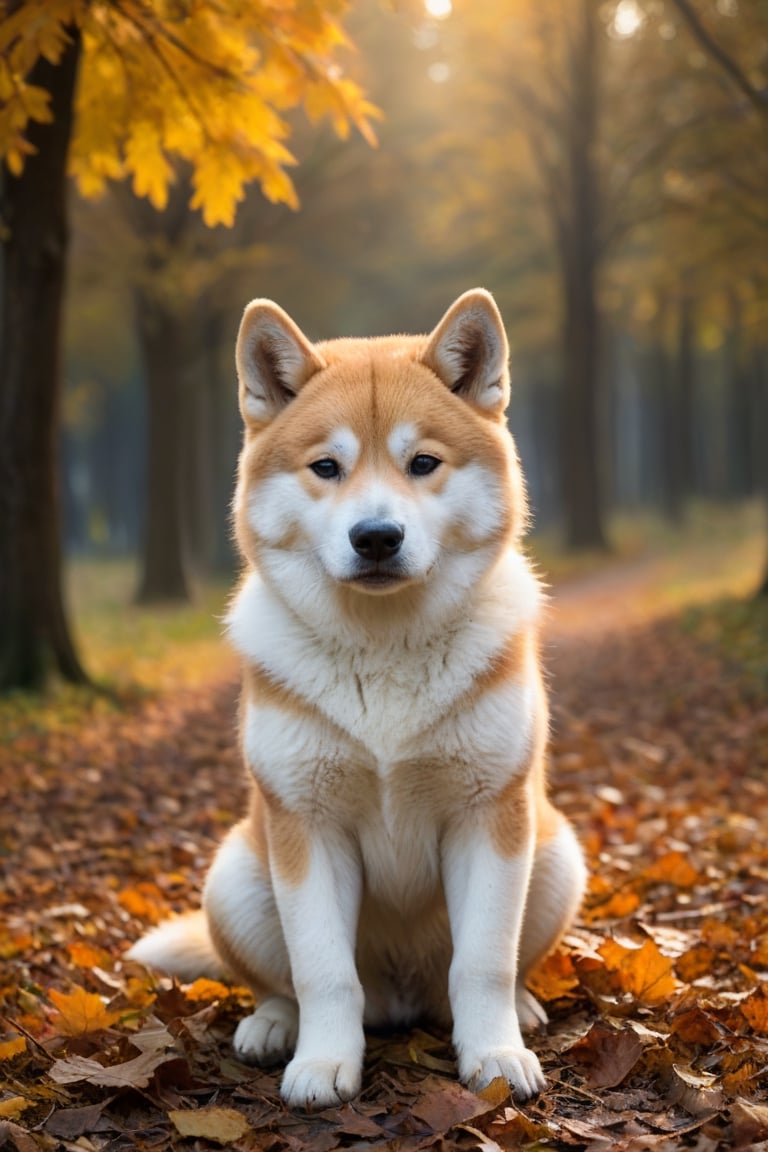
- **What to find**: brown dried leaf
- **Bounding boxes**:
[44,1100,112,1139]
[48,1045,175,1088]
[411,1079,496,1131]
[667,1064,725,1116]
[730,1099,768,1146]
[168,1106,251,1143]
[570,1023,644,1088]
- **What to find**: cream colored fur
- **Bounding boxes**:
[129,289,586,1110]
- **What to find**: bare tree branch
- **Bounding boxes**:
[670,0,768,117]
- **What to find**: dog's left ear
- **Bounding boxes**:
[421,289,510,415]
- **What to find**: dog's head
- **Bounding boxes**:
[233,289,527,623]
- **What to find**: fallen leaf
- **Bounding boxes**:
[602,937,678,1005]
[570,1023,644,1088]
[476,1076,511,1106]
[667,1063,724,1116]
[66,941,111,969]
[316,1104,384,1137]
[411,1079,496,1131]
[0,1037,27,1060]
[642,851,699,889]
[184,977,232,1002]
[0,1097,32,1120]
[730,1099,768,1146]
[0,1120,50,1152]
[740,988,768,1034]
[49,1046,175,1088]
[117,882,166,923]
[168,1106,251,1143]
[527,949,580,1000]
[44,1100,112,1139]
[49,986,120,1036]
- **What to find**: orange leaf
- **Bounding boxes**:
[184,978,232,1002]
[676,944,716,983]
[670,1007,721,1047]
[527,949,580,1001]
[117,883,166,923]
[741,989,768,1035]
[585,889,641,922]
[600,938,677,1006]
[641,851,698,889]
[49,986,120,1036]
[0,1036,27,1060]
[67,940,110,968]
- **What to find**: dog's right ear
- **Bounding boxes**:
[236,300,326,426]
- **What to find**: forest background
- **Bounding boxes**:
[62,0,768,590]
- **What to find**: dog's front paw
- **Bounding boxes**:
[460,1046,545,1101]
[281,1056,362,1110]
[233,997,299,1066]
[516,986,548,1031]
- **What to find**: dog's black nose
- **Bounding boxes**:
[349,519,404,562]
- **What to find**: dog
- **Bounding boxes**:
[129,289,586,1110]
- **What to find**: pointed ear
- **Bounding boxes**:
[236,300,326,426]
[421,289,510,414]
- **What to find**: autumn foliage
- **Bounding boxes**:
[0,0,377,223]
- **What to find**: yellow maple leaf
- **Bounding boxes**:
[3,1,379,222]
[49,986,121,1036]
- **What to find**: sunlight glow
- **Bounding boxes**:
[424,0,452,20]
[428,61,451,83]
[612,0,644,38]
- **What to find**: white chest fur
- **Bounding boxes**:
[228,552,542,904]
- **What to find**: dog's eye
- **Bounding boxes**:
[409,454,441,477]
[309,458,341,480]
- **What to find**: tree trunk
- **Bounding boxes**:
[676,290,696,503]
[650,295,684,524]
[0,30,87,690]
[752,346,768,599]
[559,0,608,551]
[134,289,192,603]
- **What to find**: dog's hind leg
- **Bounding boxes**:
[516,815,587,1031]
[203,821,298,1065]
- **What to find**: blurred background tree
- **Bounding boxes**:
[1,0,767,693]
[0,0,376,689]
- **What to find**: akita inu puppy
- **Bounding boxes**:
[129,289,586,1110]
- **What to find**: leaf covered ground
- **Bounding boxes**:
[1,540,767,1152]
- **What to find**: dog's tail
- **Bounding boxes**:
[126,911,226,982]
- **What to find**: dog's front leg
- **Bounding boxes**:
[442,785,545,1101]
[272,828,365,1110]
